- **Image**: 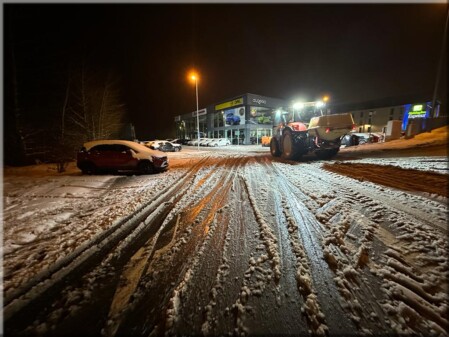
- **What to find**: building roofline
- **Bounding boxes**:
[331,93,436,113]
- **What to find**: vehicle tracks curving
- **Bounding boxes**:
[3,156,213,334]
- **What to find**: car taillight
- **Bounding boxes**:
[325,127,330,133]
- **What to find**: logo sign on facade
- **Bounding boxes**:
[192,108,207,117]
[251,98,267,105]
[408,104,426,119]
[215,97,244,111]
[174,115,181,122]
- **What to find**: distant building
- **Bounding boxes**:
[330,95,445,134]
[174,93,288,145]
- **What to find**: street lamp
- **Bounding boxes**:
[189,72,200,150]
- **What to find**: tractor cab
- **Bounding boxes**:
[293,101,326,124]
[273,108,309,133]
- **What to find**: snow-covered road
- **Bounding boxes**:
[2,130,448,336]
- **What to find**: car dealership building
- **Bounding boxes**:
[174,93,288,145]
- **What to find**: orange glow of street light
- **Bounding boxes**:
[188,71,199,83]
[323,95,329,102]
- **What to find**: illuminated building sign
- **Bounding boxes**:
[192,108,207,117]
[402,102,431,129]
[408,104,426,119]
[215,97,244,110]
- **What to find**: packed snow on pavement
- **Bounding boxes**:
[2,126,448,336]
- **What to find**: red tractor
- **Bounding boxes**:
[270,102,355,160]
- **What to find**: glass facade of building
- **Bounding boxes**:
[174,93,288,145]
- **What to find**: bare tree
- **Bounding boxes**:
[64,58,126,145]
[95,70,126,140]
[52,58,127,172]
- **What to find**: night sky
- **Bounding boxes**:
[4,3,448,140]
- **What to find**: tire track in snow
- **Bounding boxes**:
[321,164,447,231]
[243,157,310,335]
[110,156,250,336]
[272,166,395,332]
[162,156,250,336]
[15,155,235,336]
[273,161,448,335]
[3,156,214,335]
[267,162,357,335]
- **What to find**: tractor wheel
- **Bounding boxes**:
[281,129,299,160]
[270,138,281,157]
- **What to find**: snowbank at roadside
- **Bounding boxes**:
[341,126,448,154]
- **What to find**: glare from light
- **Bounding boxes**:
[189,71,199,83]
[323,96,329,102]
[316,101,325,108]
[293,102,304,110]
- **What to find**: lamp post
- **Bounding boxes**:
[190,72,200,150]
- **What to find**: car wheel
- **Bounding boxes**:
[138,161,154,174]
[174,147,179,152]
[80,162,96,175]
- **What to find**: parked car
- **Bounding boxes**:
[190,138,207,146]
[145,140,181,152]
[200,138,215,146]
[170,139,184,145]
[144,140,163,150]
[77,140,169,175]
[159,141,182,152]
[342,132,383,147]
[177,138,191,145]
[207,138,231,147]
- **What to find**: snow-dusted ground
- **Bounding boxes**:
[2,126,448,336]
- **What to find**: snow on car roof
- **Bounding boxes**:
[83,139,163,155]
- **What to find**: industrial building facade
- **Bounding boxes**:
[347,101,441,134]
